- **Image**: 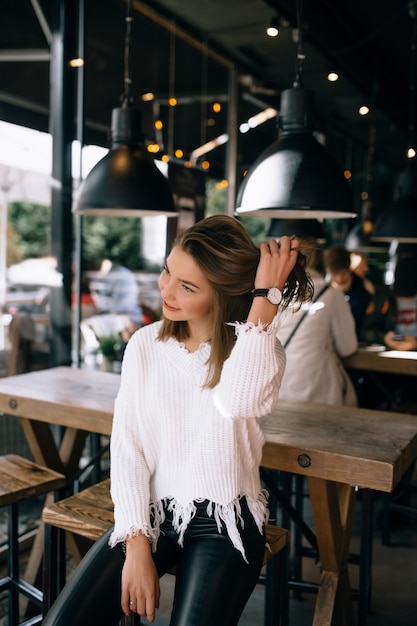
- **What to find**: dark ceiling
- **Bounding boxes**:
[0,0,415,214]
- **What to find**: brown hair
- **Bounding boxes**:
[323,245,351,273]
[158,215,313,387]
[298,237,325,276]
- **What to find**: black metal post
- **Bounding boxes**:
[49,0,77,367]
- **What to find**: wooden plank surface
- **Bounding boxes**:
[0,454,66,506]
[261,399,417,492]
[42,478,114,541]
[344,347,417,376]
[0,366,119,434]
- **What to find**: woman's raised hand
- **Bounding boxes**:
[254,236,299,292]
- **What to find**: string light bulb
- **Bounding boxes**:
[327,71,338,82]
[266,16,280,37]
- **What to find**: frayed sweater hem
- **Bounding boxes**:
[109,491,269,563]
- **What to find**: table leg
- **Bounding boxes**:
[59,427,90,479]
[20,418,89,480]
[18,419,66,474]
[358,489,373,625]
[308,477,356,626]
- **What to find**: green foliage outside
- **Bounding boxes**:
[205,177,270,245]
[5,223,24,266]
[81,215,145,271]
[7,202,146,271]
[8,202,50,261]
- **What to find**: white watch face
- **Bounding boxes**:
[268,287,282,305]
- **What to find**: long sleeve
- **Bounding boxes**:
[109,337,155,545]
[214,317,286,420]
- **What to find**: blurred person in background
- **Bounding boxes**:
[359,283,397,348]
[278,239,358,406]
[92,259,144,338]
[350,251,375,295]
[324,244,372,337]
[384,254,417,351]
[351,252,416,410]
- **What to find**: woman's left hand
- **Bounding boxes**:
[247,236,299,327]
[254,236,299,291]
[121,535,160,622]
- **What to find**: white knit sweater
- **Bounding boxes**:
[109,317,285,560]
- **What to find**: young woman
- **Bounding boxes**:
[43,215,312,626]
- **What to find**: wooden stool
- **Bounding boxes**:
[0,454,66,626]
[42,478,289,625]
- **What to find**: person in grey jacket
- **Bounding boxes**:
[278,239,358,406]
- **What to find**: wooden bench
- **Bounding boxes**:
[0,454,65,626]
[42,478,289,625]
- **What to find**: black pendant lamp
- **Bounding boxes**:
[372,162,417,243]
[235,0,355,220]
[345,129,388,253]
[267,218,326,243]
[73,0,176,217]
[372,1,417,243]
[345,220,388,253]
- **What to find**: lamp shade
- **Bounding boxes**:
[371,196,417,243]
[345,222,389,253]
[372,162,417,243]
[73,107,177,217]
[235,85,356,219]
[267,218,326,243]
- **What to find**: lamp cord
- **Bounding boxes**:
[168,23,176,155]
[294,0,306,87]
[409,0,417,148]
[121,0,134,108]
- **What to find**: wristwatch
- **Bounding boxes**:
[252,287,282,305]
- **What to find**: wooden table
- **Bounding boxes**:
[344,345,417,414]
[1,367,417,626]
[0,366,117,477]
[261,399,417,626]
[344,345,417,377]
[0,366,118,598]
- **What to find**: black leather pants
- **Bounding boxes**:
[42,498,266,626]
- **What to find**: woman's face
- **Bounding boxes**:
[158,246,215,326]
